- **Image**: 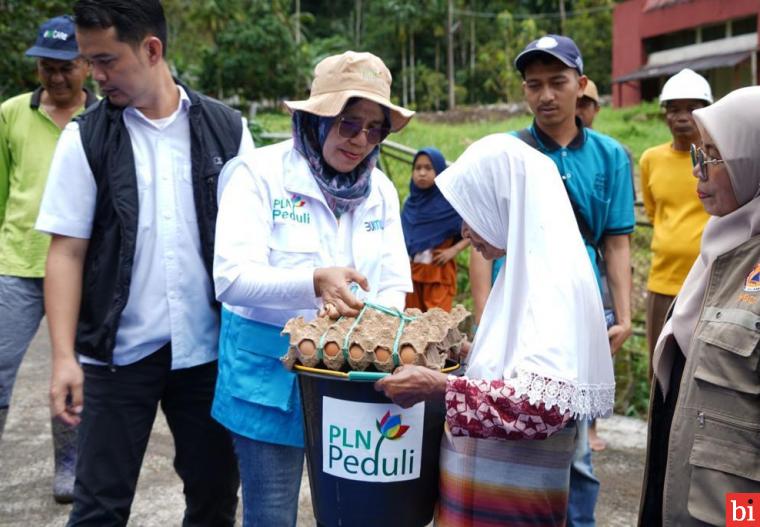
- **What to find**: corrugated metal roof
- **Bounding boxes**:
[613,50,753,82]
[643,0,692,12]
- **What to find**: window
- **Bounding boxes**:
[644,29,696,54]
[701,23,725,43]
[732,16,757,36]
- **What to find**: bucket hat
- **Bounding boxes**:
[26,15,79,61]
[284,51,414,132]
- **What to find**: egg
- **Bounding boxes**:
[324,342,340,357]
[349,344,364,360]
[399,344,417,364]
[374,346,391,362]
[298,339,316,357]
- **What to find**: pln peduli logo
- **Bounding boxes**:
[323,397,424,483]
[272,194,310,224]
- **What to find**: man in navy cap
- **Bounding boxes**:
[511,35,635,526]
[0,15,95,503]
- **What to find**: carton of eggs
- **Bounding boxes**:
[282,305,469,372]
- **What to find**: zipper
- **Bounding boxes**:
[696,409,760,432]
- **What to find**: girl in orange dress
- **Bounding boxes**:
[401,147,468,311]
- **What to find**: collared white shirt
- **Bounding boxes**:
[213,139,412,327]
[36,86,255,369]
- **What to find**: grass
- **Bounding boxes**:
[255,101,670,417]
[256,100,670,168]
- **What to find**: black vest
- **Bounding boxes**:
[75,84,242,363]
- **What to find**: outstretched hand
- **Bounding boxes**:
[374,365,448,408]
[314,267,370,318]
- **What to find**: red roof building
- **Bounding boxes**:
[612,0,759,106]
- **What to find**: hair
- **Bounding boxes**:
[74,0,168,56]
[520,54,580,79]
[342,97,391,129]
[579,95,599,109]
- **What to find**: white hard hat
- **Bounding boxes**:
[659,68,713,105]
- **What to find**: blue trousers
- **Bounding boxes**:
[231,432,304,527]
[567,418,600,527]
[0,275,44,408]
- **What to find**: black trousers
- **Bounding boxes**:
[68,344,239,527]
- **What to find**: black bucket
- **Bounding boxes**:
[296,366,453,527]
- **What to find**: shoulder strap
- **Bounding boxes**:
[515,128,598,249]
[516,127,538,149]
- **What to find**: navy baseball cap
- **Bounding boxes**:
[514,34,584,76]
[25,16,79,61]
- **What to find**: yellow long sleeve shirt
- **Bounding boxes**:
[639,142,710,296]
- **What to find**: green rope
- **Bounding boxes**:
[361,301,417,365]
[317,316,343,361]
[315,301,418,366]
[342,304,368,358]
[391,317,409,367]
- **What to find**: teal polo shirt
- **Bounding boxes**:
[510,119,635,285]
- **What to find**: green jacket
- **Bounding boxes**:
[0,87,96,277]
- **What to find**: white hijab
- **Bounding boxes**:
[436,134,615,418]
[655,86,760,394]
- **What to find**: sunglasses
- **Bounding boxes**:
[690,144,724,181]
[337,117,390,145]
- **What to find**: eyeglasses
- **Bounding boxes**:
[690,144,724,181]
[337,117,390,145]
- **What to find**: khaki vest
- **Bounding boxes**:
[641,234,760,526]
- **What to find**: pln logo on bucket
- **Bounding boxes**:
[727,493,760,526]
[322,397,425,483]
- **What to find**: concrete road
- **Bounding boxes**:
[0,323,646,526]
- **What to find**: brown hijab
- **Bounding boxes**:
[654,86,760,394]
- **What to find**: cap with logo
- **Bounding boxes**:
[514,34,584,76]
[25,15,79,61]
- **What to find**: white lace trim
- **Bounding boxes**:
[513,368,615,419]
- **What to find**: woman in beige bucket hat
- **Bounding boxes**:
[211,51,415,526]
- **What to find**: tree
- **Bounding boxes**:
[564,0,614,94]
[0,0,618,109]
[194,0,304,102]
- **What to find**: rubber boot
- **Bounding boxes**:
[52,418,77,504]
[0,406,7,441]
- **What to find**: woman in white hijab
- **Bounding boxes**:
[639,86,760,526]
[376,133,615,526]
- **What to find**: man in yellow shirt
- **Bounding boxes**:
[639,68,712,378]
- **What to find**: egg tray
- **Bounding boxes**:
[281,303,470,373]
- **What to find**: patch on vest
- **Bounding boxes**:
[744,263,760,292]
[272,194,310,224]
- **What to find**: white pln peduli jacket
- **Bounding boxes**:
[213,139,412,326]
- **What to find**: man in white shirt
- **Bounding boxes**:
[36,1,254,524]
